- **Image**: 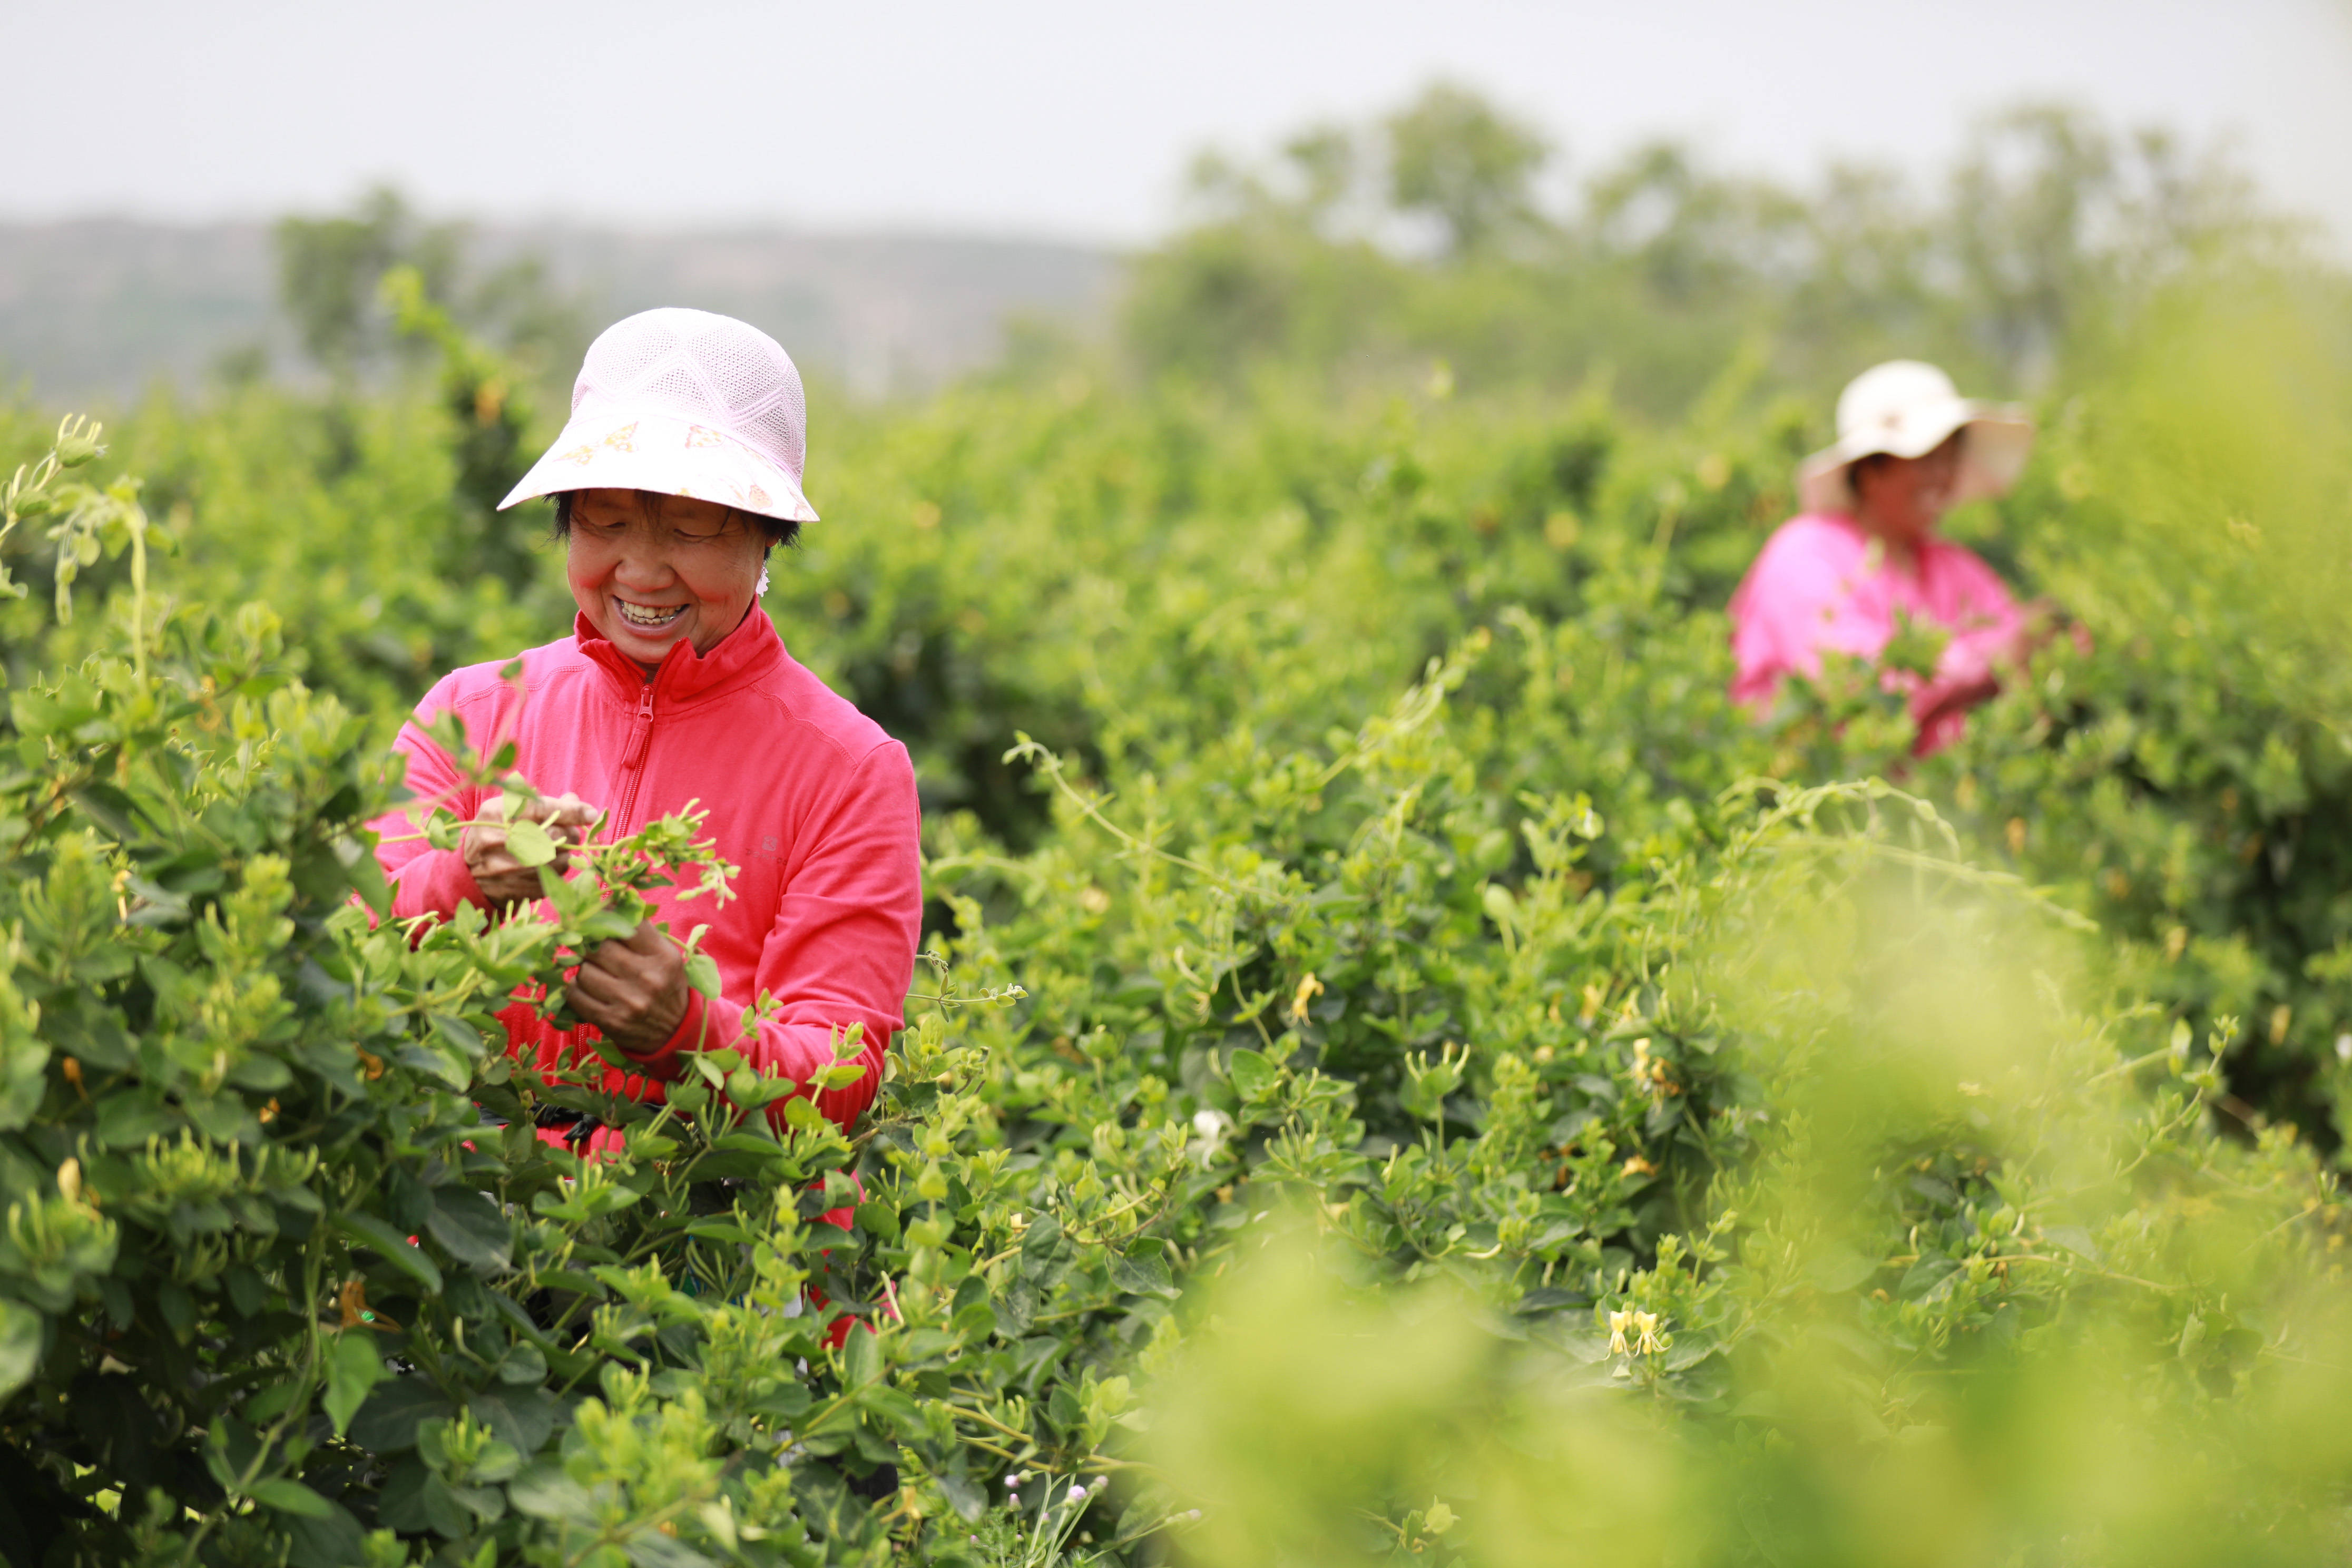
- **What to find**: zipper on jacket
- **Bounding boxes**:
[611,682,657,836]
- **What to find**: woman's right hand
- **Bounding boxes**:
[1994,599,2063,669]
[462,791,600,909]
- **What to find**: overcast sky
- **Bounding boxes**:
[6,0,2348,246]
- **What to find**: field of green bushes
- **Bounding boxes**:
[2,93,2351,1566]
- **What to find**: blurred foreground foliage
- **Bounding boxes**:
[2,88,2352,1566]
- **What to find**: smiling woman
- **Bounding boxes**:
[367,308,922,1143]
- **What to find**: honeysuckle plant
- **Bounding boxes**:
[0,424,1187,1567]
[3,270,2348,1567]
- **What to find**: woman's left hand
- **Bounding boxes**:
[565,918,689,1055]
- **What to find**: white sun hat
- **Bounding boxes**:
[499,307,818,525]
[1796,360,2034,516]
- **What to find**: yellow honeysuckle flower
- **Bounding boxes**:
[1607,1309,1632,1357]
[1289,972,1325,1025]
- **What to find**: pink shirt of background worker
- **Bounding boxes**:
[1728,512,2024,754]
[1727,360,2041,755]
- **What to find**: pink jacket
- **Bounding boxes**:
[1727,512,2023,754]
[370,605,922,1131]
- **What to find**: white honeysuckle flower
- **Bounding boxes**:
[1189,1108,1234,1168]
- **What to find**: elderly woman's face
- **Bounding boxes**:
[566,488,767,670]
[1851,433,1963,548]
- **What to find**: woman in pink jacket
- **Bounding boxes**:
[1728,360,2047,754]
[371,308,922,1139]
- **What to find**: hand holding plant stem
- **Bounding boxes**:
[395,712,739,1045]
[563,915,693,1053]
[461,787,599,907]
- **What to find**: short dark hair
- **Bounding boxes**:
[550,489,802,553]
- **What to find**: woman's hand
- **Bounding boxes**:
[462,791,600,908]
[564,918,689,1056]
[1993,598,2063,670]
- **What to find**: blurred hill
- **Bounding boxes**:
[0,217,1117,404]
[0,93,2319,423]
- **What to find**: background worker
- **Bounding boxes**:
[1728,359,2051,754]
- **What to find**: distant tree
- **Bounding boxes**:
[1582,141,1806,305]
[272,189,586,594]
[1116,83,2299,410]
[1945,106,2121,385]
[1766,162,1971,392]
[1944,104,2288,385]
[1281,124,1361,233]
[273,186,585,381]
[273,186,463,375]
[1383,84,1551,257]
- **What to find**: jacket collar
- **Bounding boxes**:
[574,602,787,706]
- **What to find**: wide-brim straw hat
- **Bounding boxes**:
[1797,360,2034,516]
[500,307,819,526]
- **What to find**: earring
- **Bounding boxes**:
[756,565,770,597]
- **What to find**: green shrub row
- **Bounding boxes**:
[0,273,2346,1564]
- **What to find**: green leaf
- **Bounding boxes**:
[466,1439,524,1485]
[469,1386,561,1455]
[225,1054,293,1092]
[282,1502,368,1568]
[685,950,721,999]
[1895,1255,1962,1301]
[937,1471,987,1523]
[752,1383,812,1420]
[859,1383,923,1429]
[425,1188,513,1273]
[949,1299,997,1343]
[251,1477,334,1518]
[506,1461,593,1521]
[1110,1248,1177,1298]
[841,1323,883,1388]
[429,1013,488,1064]
[624,1531,717,1568]
[1804,1246,1877,1294]
[810,1060,866,1091]
[349,1379,458,1453]
[335,1213,445,1294]
[395,1040,472,1092]
[1228,1047,1277,1100]
[377,1458,474,1537]
[324,1330,387,1436]
[1020,1212,1064,1263]
[1000,1279,1038,1335]
[0,1299,42,1398]
[2043,1224,2103,1263]
[505,818,557,868]
[496,1342,548,1386]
